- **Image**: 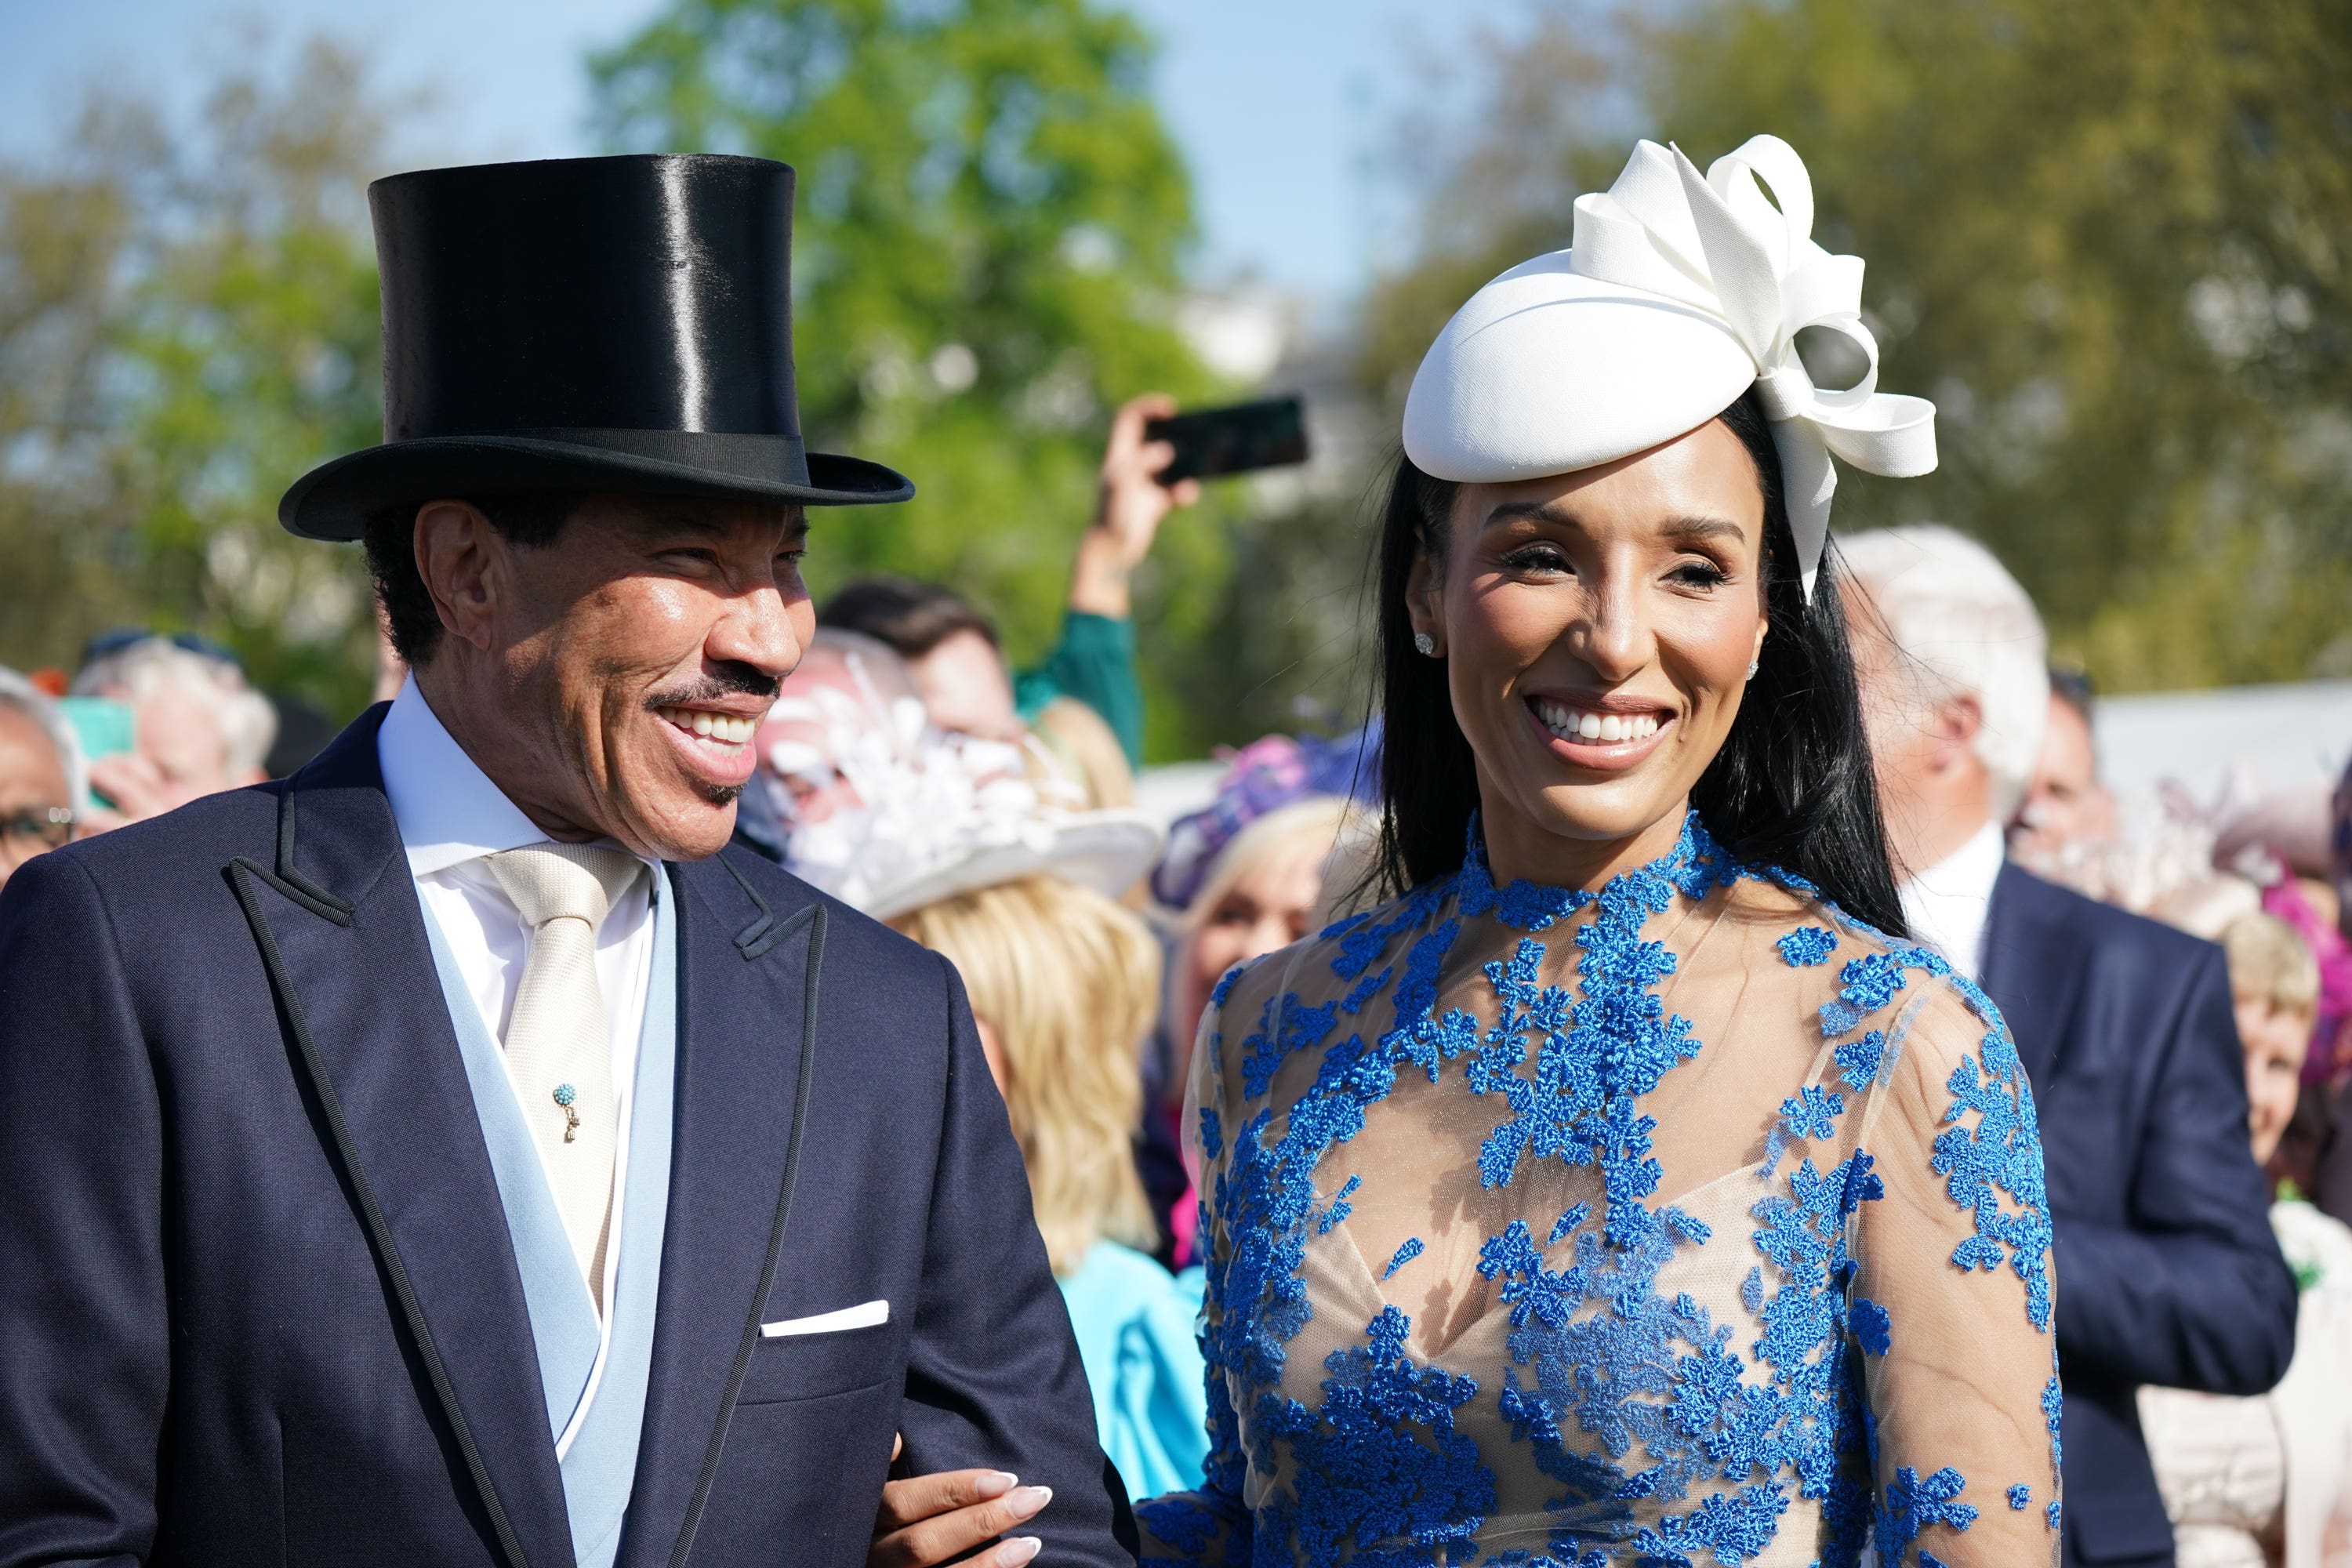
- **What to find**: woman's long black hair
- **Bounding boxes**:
[1370,385,1909,937]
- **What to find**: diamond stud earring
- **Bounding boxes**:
[1746,659,1760,678]
[1414,632,1438,657]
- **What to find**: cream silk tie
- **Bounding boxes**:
[488,841,643,1311]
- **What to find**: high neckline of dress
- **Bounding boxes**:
[1454,809,1739,930]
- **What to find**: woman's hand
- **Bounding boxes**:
[869,1433,1054,1568]
[1068,394,1200,621]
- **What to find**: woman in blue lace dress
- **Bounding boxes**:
[1131,135,2060,1568]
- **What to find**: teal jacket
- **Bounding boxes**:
[1014,612,1142,768]
[1055,1241,1207,1501]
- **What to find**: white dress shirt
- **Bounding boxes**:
[377,677,658,1334]
[1897,816,2007,981]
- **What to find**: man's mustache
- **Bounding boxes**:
[645,662,782,710]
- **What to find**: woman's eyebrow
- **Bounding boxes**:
[1484,500,1580,528]
[1660,515,1750,546]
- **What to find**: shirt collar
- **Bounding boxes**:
[378,675,555,878]
[1898,816,2007,977]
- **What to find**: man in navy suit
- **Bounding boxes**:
[0,154,1126,1568]
[1843,525,2297,1568]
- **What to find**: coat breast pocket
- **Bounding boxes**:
[735,1319,900,1406]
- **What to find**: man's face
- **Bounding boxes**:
[420,492,813,861]
[909,628,1021,741]
[2011,694,2112,860]
[1844,586,1991,877]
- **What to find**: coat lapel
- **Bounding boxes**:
[1979,861,2088,1089]
[228,711,575,1568]
[618,851,823,1568]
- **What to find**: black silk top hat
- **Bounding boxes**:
[278,153,913,541]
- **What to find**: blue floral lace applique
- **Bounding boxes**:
[1780,1083,1846,1141]
[1817,946,1950,1037]
[1849,1298,1892,1356]
[1835,1029,1886,1091]
[2007,1483,2031,1510]
[1777,925,1838,967]
[1934,1023,2055,1330]
[2042,1365,2064,1530]
[1317,1173,1361,1236]
[1875,1465,1976,1564]
[1383,1238,1425,1280]
[1240,992,1343,1100]
[1253,1305,1494,1564]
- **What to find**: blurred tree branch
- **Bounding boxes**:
[0,34,399,710]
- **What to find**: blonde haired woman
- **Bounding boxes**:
[895,876,1210,1498]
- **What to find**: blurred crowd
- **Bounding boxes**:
[5,395,2351,1560]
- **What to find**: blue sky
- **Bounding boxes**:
[0,0,1518,303]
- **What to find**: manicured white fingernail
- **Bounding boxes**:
[999,1538,1042,1567]
[974,1471,1016,1499]
[1007,1484,1051,1520]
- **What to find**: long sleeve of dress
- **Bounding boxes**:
[1849,978,2063,1566]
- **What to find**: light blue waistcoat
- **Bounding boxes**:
[419,873,676,1568]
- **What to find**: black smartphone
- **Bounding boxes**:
[1144,396,1309,485]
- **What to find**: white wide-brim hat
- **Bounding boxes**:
[862,809,1163,924]
[1403,134,1936,598]
[750,650,1164,922]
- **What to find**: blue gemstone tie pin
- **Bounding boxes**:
[553,1082,579,1142]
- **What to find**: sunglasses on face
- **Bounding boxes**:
[1,805,75,858]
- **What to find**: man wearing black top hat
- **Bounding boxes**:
[0,155,1128,1568]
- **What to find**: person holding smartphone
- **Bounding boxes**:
[822,392,1203,771]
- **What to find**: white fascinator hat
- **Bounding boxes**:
[1403,134,1936,598]
[747,630,1162,922]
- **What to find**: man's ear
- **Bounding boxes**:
[413,500,503,655]
[1404,535,1445,655]
[1931,692,1984,774]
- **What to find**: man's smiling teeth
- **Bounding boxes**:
[1532,699,1661,744]
[659,707,757,746]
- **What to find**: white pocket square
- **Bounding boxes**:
[760,1299,889,1338]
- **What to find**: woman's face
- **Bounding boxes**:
[1189,837,1329,1004]
[1408,419,1769,882]
[2236,993,2309,1167]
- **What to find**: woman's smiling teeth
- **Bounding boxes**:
[659,706,757,748]
[1531,699,1663,744]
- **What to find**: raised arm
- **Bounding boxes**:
[2050,945,2297,1395]
[892,953,1135,1566]
[1849,982,2062,1567]
[0,851,167,1566]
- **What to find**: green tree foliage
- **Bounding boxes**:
[0,38,390,711]
[1362,0,2352,692]
[590,0,1238,756]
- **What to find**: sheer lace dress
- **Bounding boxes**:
[1136,814,2060,1567]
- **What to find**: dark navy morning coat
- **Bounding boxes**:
[0,708,1134,1567]
[1981,862,2299,1568]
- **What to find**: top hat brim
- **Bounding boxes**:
[278,428,913,542]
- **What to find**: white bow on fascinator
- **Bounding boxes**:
[1403,134,1936,598]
